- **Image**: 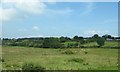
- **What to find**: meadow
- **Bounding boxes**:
[2,46,118,70]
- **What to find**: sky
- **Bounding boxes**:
[0,0,118,38]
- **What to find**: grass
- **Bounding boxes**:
[82,41,119,47]
[104,41,119,47]
[2,46,118,70]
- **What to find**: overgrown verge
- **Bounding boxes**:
[68,58,84,63]
[61,49,75,54]
[22,62,45,72]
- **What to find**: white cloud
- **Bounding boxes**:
[0,8,16,21]
[1,0,117,21]
[81,2,95,16]
[15,0,46,14]
[46,8,73,15]
[45,0,57,4]
[1,0,75,21]
[33,26,39,30]
[0,0,47,21]
[2,0,46,14]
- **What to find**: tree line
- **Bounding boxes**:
[2,34,120,48]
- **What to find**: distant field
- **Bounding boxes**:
[63,41,119,48]
[2,46,118,70]
[81,41,119,47]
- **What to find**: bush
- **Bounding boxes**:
[22,62,45,72]
[83,63,89,65]
[0,58,4,62]
[96,37,105,47]
[62,49,74,54]
[68,58,84,63]
[84,51,88,54]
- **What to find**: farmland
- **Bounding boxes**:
[2,46,118,70]
[1,35,119,70]
[1,1,119,71]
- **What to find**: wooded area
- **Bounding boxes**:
[2,34,120,48]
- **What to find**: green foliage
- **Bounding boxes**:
[2,35,119,48]
[22,62,45,72]
[73,35,79,42]
[59,36,71,42]
[64,42,79,48]
[91,34,105,47]
[84,51,88,54]
[68,58,84,63]
[92,34,99,39]
[96,37,105,47]
[62,49,75,54]
[42,38,51,48]
[42,37,62,48]
[0,58,4,62]
[2,46,118,70]
[73,36,85,44]
[83,63,89,65]
[102,34,112,40]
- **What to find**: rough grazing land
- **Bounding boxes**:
[2,46,118,70]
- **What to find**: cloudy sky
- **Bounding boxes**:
[0,0,118,38]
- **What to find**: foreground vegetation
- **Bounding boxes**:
[1,34,119,70]
[2,46,118,70]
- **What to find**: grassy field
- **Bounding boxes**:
[2,46,118,70]
[63,41,119,48]
[82,41,119,47]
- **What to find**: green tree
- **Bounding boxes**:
[42,37,62,48]
[96,37,105,47]
[42,38,51,48]
[92,34,99,38]
[73,35,79,42]
[50,38,62,48]
[102,34,112,40]
[60,36,66,42]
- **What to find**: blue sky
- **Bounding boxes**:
[1,1,118,38]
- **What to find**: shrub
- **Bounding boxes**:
[68,58,84,63]
[12,64,20,68]
[96,37,105,47]
[83,63,89,65]
[0,58,4,62]
[5,64,11,68]
[84,51,88,54]
[22,62,45,72]
[62,50,74,54]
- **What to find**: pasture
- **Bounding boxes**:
[2,46,118,70]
